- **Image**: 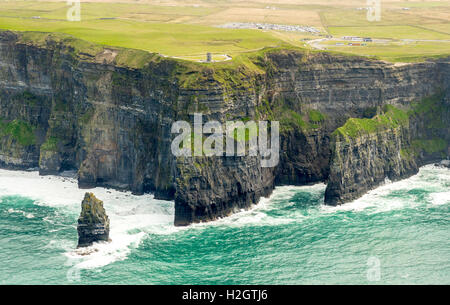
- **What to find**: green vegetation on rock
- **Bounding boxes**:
[412,138,447,154]
[0,119,36,146]
[255,95,327,133]
[407,91,448,156]
[333,104,409,140]
[400,147,415,161]
[40,136,59,152]
[17,90,39,105]
[408,91,447,129]
[279,109,308,131]
[308,109,326,123]
[79,108,95,125]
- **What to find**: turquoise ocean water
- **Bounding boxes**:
[0,165,449,284]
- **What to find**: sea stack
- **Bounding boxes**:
[77,192,110,248]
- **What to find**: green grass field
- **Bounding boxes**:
[327,25,450,40]
[0,17,282,57]
[0,0,449,62]
[322,40,450,62]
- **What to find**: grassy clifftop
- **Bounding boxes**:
[332,91,449,158]
[14,31,158,69]
[333,104,409,140]
[7,30,304,81]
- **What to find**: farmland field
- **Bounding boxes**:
[321,40,450,62]
[0,0,449,62]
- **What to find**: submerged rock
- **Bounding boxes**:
[77,192,110,248]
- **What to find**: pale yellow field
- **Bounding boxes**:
[193,7,323,27]
[419,23,450,35]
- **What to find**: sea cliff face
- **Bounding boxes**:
[325,91,450,205]
[0,30,448,225]
[324,107,418,205]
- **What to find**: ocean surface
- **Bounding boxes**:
[0,165,449,284]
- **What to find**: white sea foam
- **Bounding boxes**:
[430,192,450,206]
[190,183,327,228]
[321,164,450,214]
[0,169,174,269]
[1,164,448,269]
[7,207,35,218]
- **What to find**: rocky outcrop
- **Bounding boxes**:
[325,92,450,205]
[0,30,449,225]
[77,192,110,247]
[174,155,275,226]
[324,110,417,205]
[435,160,450,169]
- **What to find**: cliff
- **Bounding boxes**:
[325,92,450,205]
[0,30,449,225]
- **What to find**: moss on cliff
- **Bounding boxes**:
[412,138,447,154]
[40,136,59,152]
[0,119,36,146]
[308,109,326,123]
[407,91,449,156]
[408,91,447,129]
[333,105,409,140]
[14,91,40,106]
[279,109,308,131]
[79,108,95,125]
[400,148,415,161]
[255,96,327,133]
[276,108,328,132]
